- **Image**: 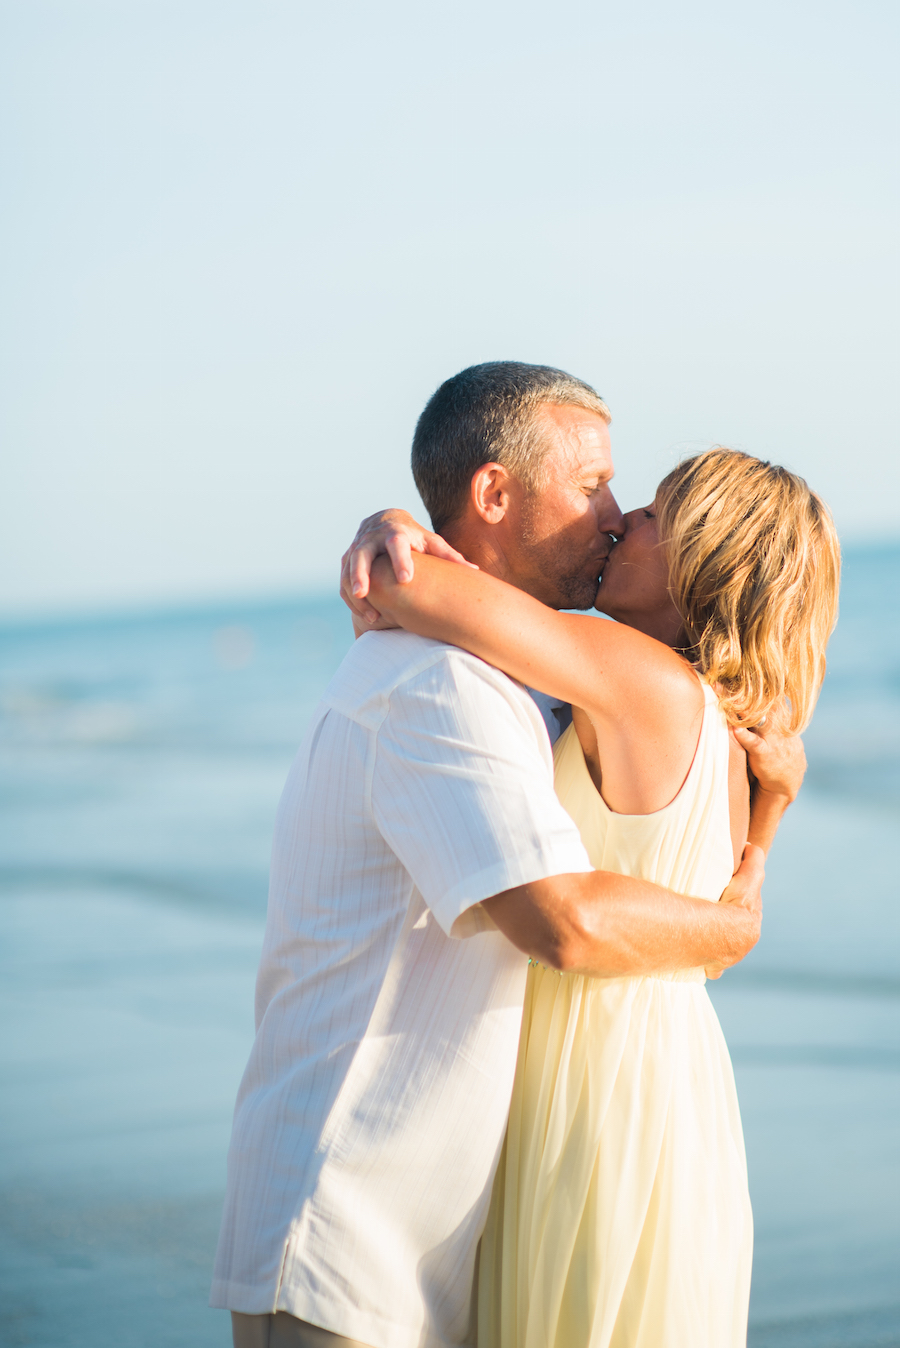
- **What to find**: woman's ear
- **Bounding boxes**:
[470,462,513,524]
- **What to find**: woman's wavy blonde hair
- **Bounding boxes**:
[655,447,841,733]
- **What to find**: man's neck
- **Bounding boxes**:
[441,521,518,588]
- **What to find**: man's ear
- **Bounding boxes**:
[470,462,513,524]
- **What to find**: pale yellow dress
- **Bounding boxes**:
[478,682,753,1348]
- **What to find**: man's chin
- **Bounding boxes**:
[593,568,611,612]
[558,575,602,611]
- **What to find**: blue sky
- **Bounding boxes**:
[1,0,897,614]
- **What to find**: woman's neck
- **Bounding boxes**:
[608,606,686,650]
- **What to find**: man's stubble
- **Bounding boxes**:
[518,498,601,612]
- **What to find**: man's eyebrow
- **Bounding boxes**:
[577,461,613,482]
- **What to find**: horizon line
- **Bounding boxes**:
[1,533,897,634]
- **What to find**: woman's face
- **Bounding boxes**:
[594,498,682,642]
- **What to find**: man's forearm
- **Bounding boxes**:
[747,786,791,854]
[562,871,759,977]
[736,721,805,855]
[484,863,762,979]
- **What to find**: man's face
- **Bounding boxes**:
[506,403,625,609]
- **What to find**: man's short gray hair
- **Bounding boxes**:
[411,361,611,532]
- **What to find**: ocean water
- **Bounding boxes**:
[0,547,897,1348]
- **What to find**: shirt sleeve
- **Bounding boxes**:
[371,651,593,938]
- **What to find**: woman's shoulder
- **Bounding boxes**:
[578,619,703,729]
[573,650,707,816]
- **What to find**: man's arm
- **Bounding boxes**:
[736,722,806,854]
[372,651,763,980]
[483,846,764,978]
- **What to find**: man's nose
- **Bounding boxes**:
[597,489,626,540]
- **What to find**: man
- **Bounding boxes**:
[212,363,801,1348]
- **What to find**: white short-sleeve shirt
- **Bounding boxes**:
[210,631,592,1348]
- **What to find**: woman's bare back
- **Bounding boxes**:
[572,701,751,872]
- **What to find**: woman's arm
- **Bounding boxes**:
[340,508,475,625]
[367,553,696,731]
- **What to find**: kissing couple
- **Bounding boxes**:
[211,362,840,1348]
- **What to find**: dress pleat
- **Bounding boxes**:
[478,682,753,1348]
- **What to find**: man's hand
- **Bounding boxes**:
[705,842,765,979]
[340,509,476,626]
[485,844,765,981]
[733,719,806,802]
[734,717,806,856]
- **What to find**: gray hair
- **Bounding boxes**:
[411,361,611,532]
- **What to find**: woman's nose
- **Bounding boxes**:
[618,509,645,539]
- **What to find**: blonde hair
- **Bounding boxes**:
[655,448,841,733]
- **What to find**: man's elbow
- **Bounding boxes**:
[535,921,625,979]
[526,932,571,974]
[487,875,625,977]
[523,918,588,975]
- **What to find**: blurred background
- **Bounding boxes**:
[1,2,898,1346]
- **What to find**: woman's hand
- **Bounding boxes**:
[340,509,476,627]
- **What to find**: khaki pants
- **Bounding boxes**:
[231,1311,374,1348]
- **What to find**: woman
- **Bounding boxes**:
[363,448,840,1348]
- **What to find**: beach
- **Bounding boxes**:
[1,546,898,1348]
